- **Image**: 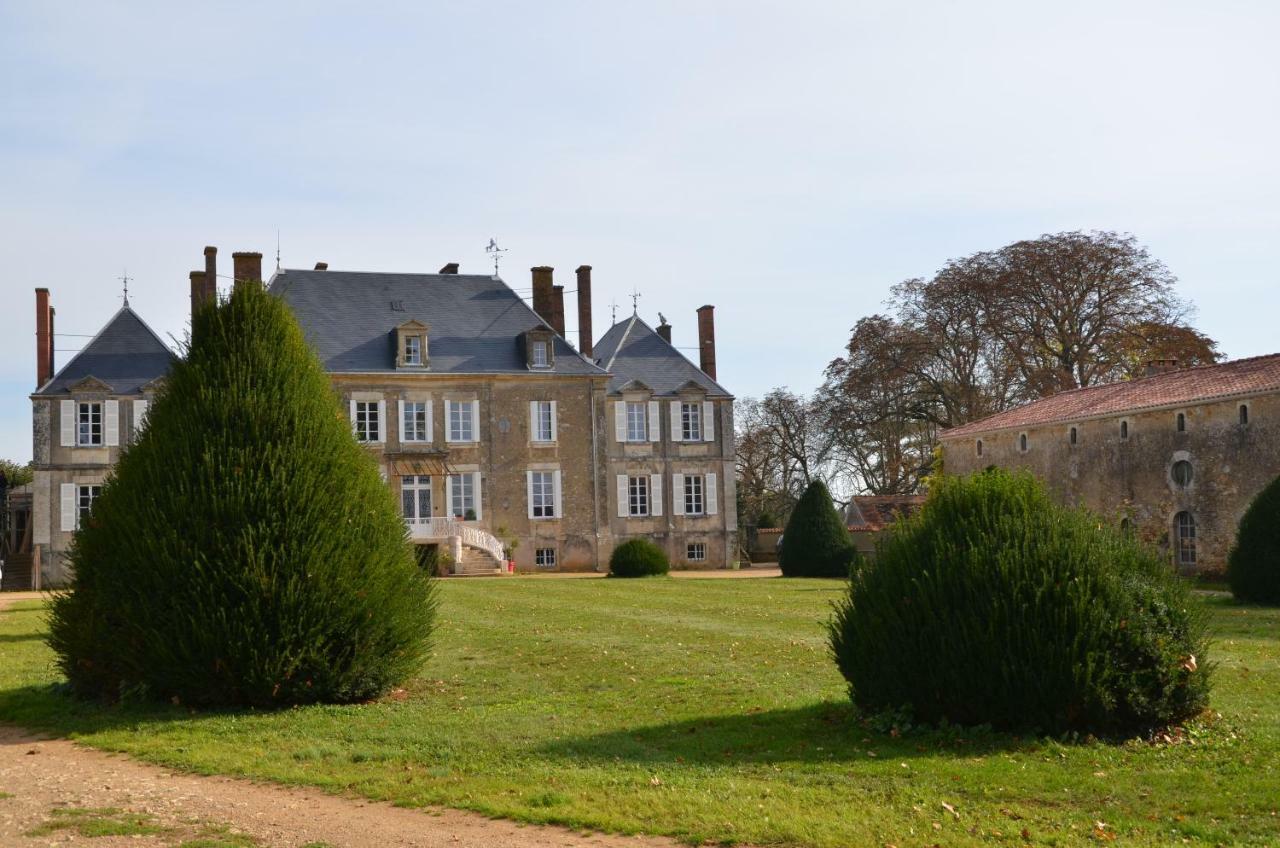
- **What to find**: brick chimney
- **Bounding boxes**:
[232,252,263,289]
[203,246,218,303]
[576,265,593,357]
[531,266,555,327]
[552,285,566,336]
[35,288,52,387]
[1145,358,1180,377]
[696,304,717,380]
[189,271,209,319]
[314,262,328,271]
[657,320,672,344]
[438,262,459,274]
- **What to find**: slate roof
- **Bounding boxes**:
[846,495,926,533]
[593,315,731,397]
[268,269,605,376]
[942,353,1280,439]
[35,306,176,396]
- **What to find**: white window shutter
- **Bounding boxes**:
[549,401,558,442]
[617,475,629,518]
[60,400,75,446]
[614,401,627,442]
[470,400,481,441]
[672,473,685,515]
[60,483,76,531]
[398,399,406,441]
[650,474,663,517]
[446,475,456,517]
[553,470,563,518]
[376,400,386,442]
[529,401,538,441]
[104,400,120,446]
[427,399,434,442]
[133,399,149,437]
[527,471,536,519]
[706,472,719,515]
[648,400,660,442]
[703,401,715,442]
[349,400,358,436]
[472,471,483,519]
[670,402,683,442]
[444,401,454,443]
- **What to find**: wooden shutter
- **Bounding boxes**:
[104,400,119,446]
[444,401,454,443]
[672,473,685,515]
[60,400,75,446]
[470,400,481,442]
[648,400,660,442]
[472,471,483,519]
[650,474,663,517]
[549,400,558,442]
[529,401,539,441]
[527,471,536,519]
[702,401,715,442]
[616,475,629,518]
[669,401,683,442]
[706,472,719,515]
[553,469,563,518]
[426,399,434,443]
[614,401,627,442]
[376,400,386,442]
[349,399,358,436]
[398,399,407,441]
[60,483,76,531]
[133,399,149,437]
[446,475,456,517]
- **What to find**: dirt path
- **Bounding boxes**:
[0,595,683,848]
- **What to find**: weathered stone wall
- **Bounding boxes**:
[942,391,1280,575]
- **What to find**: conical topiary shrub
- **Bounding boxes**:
[48,281,436,707]
[1228,474,1280,605]
[778,481,859,577]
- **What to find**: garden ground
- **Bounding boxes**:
[0,579,1277,847]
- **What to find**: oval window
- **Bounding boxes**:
[1171,460,1193,487]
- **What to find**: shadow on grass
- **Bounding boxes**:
[537,700,1030,767]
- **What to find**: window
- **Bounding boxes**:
[448,400,476,442]
[1171,460,1193,488]
[1120,420,1129,439]
[1069,427,1078,445]
[402,401,429,442]
[687,542,706,562]
[1176,412,1186,432]
[1119,517,1133,536]
[1174,511,1196,566]
[532,401,555,442]
[626,402,647,442]
[354,401,380,442]
[535,548,557,568]
[530,470,556,518]
[404,335,422,366]
[628,475,650,517]
[680,402,702,441]
[77,402,103,446]
[531,341,549,368]
[450,474,476,518]
[976,439,983,457]
[684,474,705,516]
[1240,404,1250,426]
[1019,433,1028,452]
[401,475,432,523]
[76,485,101,530]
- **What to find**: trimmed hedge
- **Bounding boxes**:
[610,538,670,577]
[830,470,1211,736]
[48,281,436,707]
[779,481,859,577]
[1228,474,1280,604]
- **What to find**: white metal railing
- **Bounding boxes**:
[405,517,454,540]
[405,517,505,563]
[457,522,505,563]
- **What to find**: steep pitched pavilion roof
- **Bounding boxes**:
[35,306,176,396]
[942,353,1280,439]
[269,269,605,376]
[593,314,731,397]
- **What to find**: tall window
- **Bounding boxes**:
[626,402,647,442]
[1019,433,1028,452]
[1176,412,1186,432]
[1120,420,1129,439]
[532,401,555,442]
[401,475,432,523]
[530,470,556,518]
[76,485,101,529]
[1069,427,1078,445]
[77,402,103,446]
[404,335,422,365]
[450,474,476,518]
[976,439,983,457]
[531,341,549,368]
[680,402,702,441]
[1240,404,1250,426]
[354,401,380,442]
[684,474,705,516]
[448,401,475,442]
[628,475,650,517]
[402,401,428,442]
[1174,511,1196,566]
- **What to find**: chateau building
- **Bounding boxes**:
[940,356,1280,575]
[22,246,737,587]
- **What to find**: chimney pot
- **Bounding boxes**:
[314,262,328,271]
[696,304,717,380]
[531,266,555,327]
[35,288,52,388]
[232,251,264,289]
[657,321,672,344]
[203,245,218,304]
[438,262,459,274]
[576,265,593,357]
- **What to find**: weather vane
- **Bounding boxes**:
[485,237,507,275]
[629,287,642,314]
[609,297,620,324]
[119,270,132,307]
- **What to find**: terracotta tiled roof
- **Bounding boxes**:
[847,495,926,532]
[942,353,1280,439]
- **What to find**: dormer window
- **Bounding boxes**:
[394,320,429,369]
[404,335,422,365]
[522,327,555,370]
[532,340,549,368]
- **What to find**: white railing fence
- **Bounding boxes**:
[405,517,505,563]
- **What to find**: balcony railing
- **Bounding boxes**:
[405,517,505,564]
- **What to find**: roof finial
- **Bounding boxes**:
[629,287,641,314]
[119,269,132,307]
[485,237,507,276]
[275,229,282,272]
[609,297,620,324]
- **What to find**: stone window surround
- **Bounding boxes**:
[394,320,429,370]
[1171,509,1197,567]
[1167,450,1195,492]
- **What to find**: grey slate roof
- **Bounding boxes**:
[593,315,731,397]
[35,306,176,396]
[269,269,606,376]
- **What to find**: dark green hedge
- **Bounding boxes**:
[1228,474,1280,605]
[779,481,858,577]
[610,538,670,577]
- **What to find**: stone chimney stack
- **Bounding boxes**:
[438,262,459,274]
[232,252,263,289]
[203,246,218,303]
[1144,358,1180,377]
[189,271,209,319]
[576,265,593,357]
[657,320,672,344]
[531,266,555,327]
[552,285,566,336]
[696,304,717,380]
[35,288,52,388]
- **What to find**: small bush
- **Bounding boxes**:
[1228,475,1280,605]
[830,470,1211,736]
[756,510,779,529]
[610,538,670,577]
[779,481,859,577]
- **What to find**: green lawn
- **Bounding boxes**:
[1,579,1277,847]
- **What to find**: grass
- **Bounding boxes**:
[26,806,172,838]
[1,580,1278,846]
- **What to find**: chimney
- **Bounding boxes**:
[552,285,566,336]
[35,288,52,388]
[697,304,717,380]
[232,252,263,289]
[657,320,672,344]
[1144,358,1180,377]
[531,266,555,327]
[576,265,593,356]
[438,262,459,274]
[314,262,328,271]
[189,270,209,319]
[48,305,55,382]
[203,246,218,303]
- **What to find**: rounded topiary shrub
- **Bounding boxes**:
[830,470,1210,736]
[1228,475,1280,605]
[48,281,436,707]
[779,481,859,577]
[610,538,670,577]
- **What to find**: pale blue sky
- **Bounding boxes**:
[2,1,1277,463]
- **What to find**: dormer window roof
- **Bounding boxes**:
[394,320,429,370]
[521,325,556,370]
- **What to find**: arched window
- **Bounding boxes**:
[1019,433,1028,452]
[1120,420,1129,439]
[1171,460,1193,488]
[1176,412,1186,432]
[1174,512,1196,566]
[976,439,983,457]
[1119,517,1132,536]
[1240,404,1250,426]
[1069,426,1078,445]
